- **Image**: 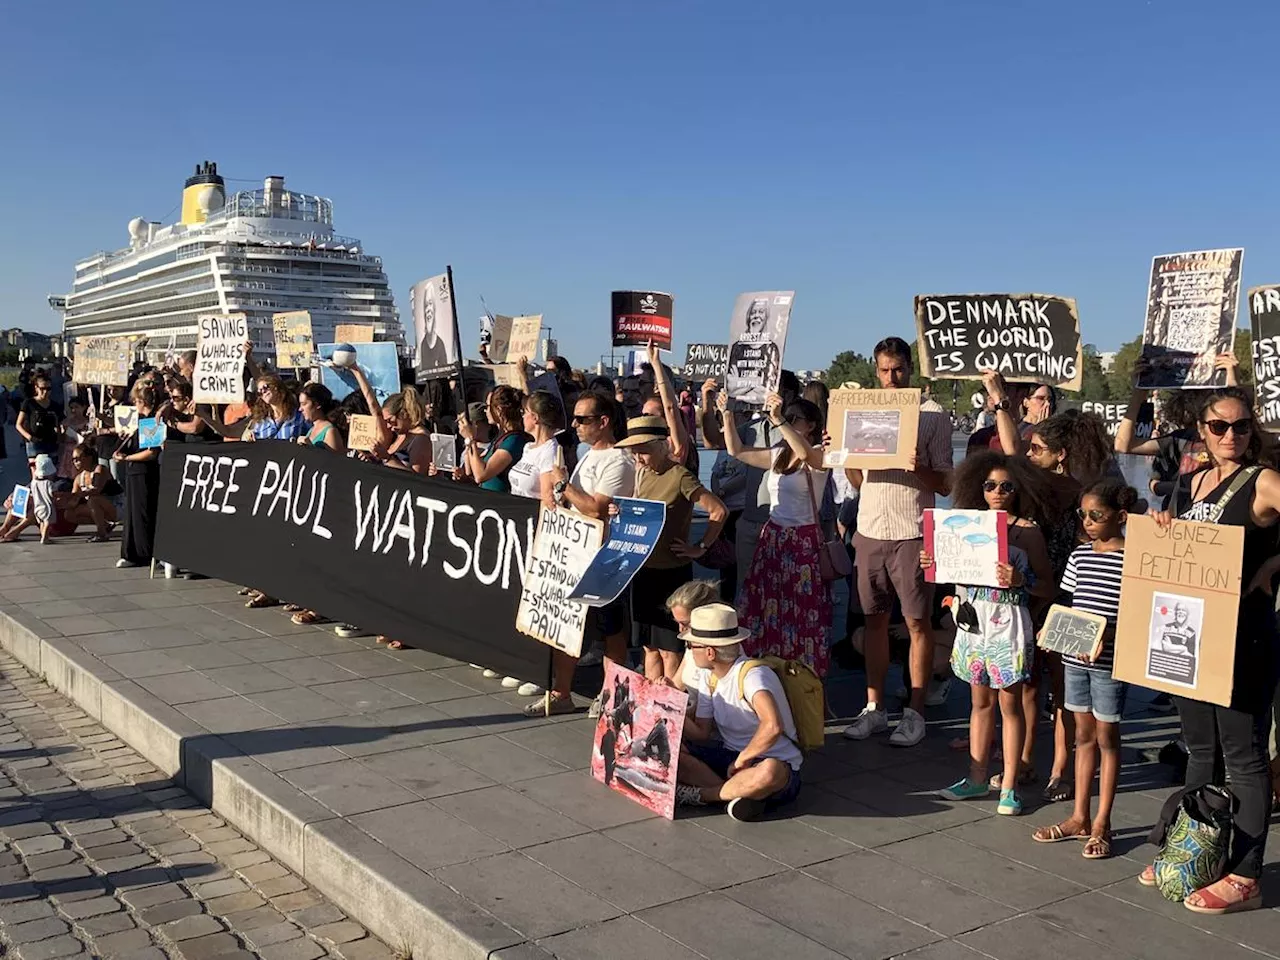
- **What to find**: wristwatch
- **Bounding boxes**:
[693,539,706,552]
[994,399,1010,411]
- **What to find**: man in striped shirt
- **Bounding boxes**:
[844,338,954,747]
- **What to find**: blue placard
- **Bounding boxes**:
[11,485,30,520]
[568,498,666,606]
[138,418,166,449]
[319,342,401,408]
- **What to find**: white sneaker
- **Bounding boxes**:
[578,646,605,667]
[163,562,177,579]
[890,707,927,747]
[843,705,889,740]
[482,669,500,679]
[469,663,484,669]
[501,676,521,688]
[516,682,544,697]
[925,676,952,707]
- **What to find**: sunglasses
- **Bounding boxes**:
[1026,442,1047,455]
[571,415,601,425]
[1202,418,1252,437]
[982,480,1015,494]
[1076,508,1112,522]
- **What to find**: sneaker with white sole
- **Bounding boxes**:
[843,705,889,740]
[889,706,927,747]
[334,624,365,639]
[516,682,544,697]
[578,646,604,667]
[925,676,952,707]
[727,797,766,822]
[938,777,990,801]
[587,693,604,719]
[482,669,500,679]
[501,676,521,688]
[676,784,706,806]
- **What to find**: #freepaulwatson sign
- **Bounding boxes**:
[823,387,920,470]
[612,291,674,351]
[73,336,131,387]
[1113,514,1244,707]
[193,314,248,405]
[923,509,1009,588]
[515,507,604,658]
[683,343,728,384]
[154,442,549,686]
[1248,284,1280,431]
[1139,248,1243,389]
[914,293,1084,391]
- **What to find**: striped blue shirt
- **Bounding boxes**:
[1060,544,1125,672]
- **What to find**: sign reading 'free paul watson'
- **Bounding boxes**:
[914,293,1084,391]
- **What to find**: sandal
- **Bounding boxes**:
[245,593,278,609]
[988,765,1037,790]
[385,639,410,650]
[1184,876,1262,915]
[86,534,110,543]
[1139,864,1157,887]
[237,587,253,596]
[1042,777,1073,803]
[282,603,305,613]
[291,610,327,625]
[523,693,576,718]
[1032,820,1090,843]
[375,636,389,644]
[1082,832,1112,860]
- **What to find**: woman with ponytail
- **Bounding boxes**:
[379,386,432,474]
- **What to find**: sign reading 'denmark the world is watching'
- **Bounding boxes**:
[154,442,548,686]
[914,293,1083,391]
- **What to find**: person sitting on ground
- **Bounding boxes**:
[674,604,804,822]
[57,395,91,478]
[55,443,120,542]
[1,455,72,544]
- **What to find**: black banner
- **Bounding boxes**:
[1249,284,1280,431]
[914,293,1083,390]
[683,343,728,383]
[154,443,549,686]
[612,291,673,350]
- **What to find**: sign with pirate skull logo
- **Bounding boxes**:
[612,291,674,350]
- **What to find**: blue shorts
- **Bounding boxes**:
[684,741,802,808]
[1064,663,1128,723]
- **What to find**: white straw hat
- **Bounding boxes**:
[678,603,753,646]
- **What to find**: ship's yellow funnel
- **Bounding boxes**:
[181,161,226,225]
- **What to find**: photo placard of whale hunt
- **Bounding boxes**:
[1249,284,1280,432]
[913,293,1083,390]
[1138,248,1243,389]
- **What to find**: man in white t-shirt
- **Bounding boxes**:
[673,604,803,822]
[526,391,637,718]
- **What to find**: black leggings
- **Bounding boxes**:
[1174,696,1271,879]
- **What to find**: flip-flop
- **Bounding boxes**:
[291,610,328,625]
[1042,777,1073,803]
[1032,822,1089,843]
[1082,833,1112,859]
[282,603,305,613]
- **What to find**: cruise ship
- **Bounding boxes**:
[56,162,404,361]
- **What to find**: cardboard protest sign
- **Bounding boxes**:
[914,293,1083,390]
[155,442,549,687]
[1248,284,1280,431]
[725,291,794,405]
[490,364,522,389]
[333,324,375,344]
[1037,604,1107,661]
[345,414,379,452]
[11,486,30,520]
[1081,400,1154,440]
[272,311,313,369]
[923,509,1009,588]
[113,406,137,434]
[137,418,165,450]
[1139,248,1243,389]
[411,272,458,382]
[1114,514,1243,706]
[486,315,514,362]
[569,498,666,606]
[516,506,603,658]
[507,315,542,363]
[612,291,674,350]
[683,343,728,384]
[431,433,457,471]
[592,660,687,820]
[319,342,400,407]
[823,388,920,470]
[73,336,131,387]
[526,370,566,423]
[193,314,248,404]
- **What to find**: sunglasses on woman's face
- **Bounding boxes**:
[982,480,1015,494]
[1026,442,1047,455]
[1202,418,1252,437]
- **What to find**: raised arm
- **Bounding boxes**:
[699,379,724,449]
[646,342,689,463]
[1115,386,1161,456]
[982,370,1023,456]
[762,392,823,469]
[715,391,773,468]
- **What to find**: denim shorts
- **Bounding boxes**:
[684,742,802,808]
[1064,663,1128,723]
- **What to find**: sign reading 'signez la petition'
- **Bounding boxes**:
[914,293,1083,391]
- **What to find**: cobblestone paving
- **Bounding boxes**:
[0,651,398,960]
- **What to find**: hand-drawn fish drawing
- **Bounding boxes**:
[962,533,996,547]
[941,515,973,532]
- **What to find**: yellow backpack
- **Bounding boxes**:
[712,656,827,753]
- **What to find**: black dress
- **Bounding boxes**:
[119,432,160,565]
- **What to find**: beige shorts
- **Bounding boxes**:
[853,533,933,620]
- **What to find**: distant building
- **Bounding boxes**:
[0,328,65,357]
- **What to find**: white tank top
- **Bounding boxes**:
[766,467,827,528]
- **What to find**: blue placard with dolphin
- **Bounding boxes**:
[138,418,166,450]
[568,498,666,606]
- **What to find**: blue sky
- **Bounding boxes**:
[2,1,1276,369]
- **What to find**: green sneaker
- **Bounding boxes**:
[997,789,1023,816]
[938,778,991,801]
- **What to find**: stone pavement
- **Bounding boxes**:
[0,535,1277,960]
[0,649,394,959]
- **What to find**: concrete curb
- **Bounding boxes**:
[0,608,525,959]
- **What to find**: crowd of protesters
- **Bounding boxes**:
[2,334,1278,911]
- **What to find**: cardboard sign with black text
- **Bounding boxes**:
[1114,514,1243,706]
[1139,248,1243,389]
[612,291,674,350]
[516,507,603,658]
[1081,400,1154,440]
[823,388,919,470]
[73,336,131,387]
[914,293,1083,390]
[1037,604,1107,661]
[1248,284,1280,431]
[194,314,248,405]
[683,343,728,384]
[333,324,375,344]
[346,415,379,452]
[507,315,542,364]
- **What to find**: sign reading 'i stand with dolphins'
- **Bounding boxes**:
[914,294,1084,391]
